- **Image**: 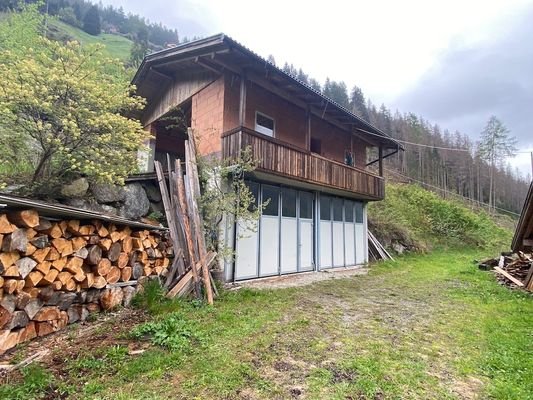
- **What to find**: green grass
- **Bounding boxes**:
[2,248,531,399]
[369,183,514,251]
[47,19,133,61]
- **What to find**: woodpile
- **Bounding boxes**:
[0,209,172,354]
[479,251,533,291]
[155,134,217,304]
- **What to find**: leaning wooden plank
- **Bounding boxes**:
[154,161,180,257]
[494,267,525,287]
[166,269,193,298]
[523,262,533,292]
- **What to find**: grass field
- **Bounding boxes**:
[1,248,531,399]
[47,19,133,61]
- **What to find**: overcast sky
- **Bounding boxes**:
[102,0,533,177]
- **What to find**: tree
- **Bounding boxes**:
[477,116,517,211]
[350,85,369,121]
[83,5,101,35]
[0,7,148,193]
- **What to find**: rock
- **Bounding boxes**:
[119,183,150,220]
[100,288,124,310]
[143,183,162,202]
[392,242,405,255]
[61,178,89,198]
[91,183,125,203]
[122,286,136,307]
[100,204,118,215]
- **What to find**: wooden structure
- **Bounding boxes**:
[132,34,403,281]
[512,181,533,252]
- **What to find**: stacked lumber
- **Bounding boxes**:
[155,133,217,304]
[479,251,533,291]
[368,230,394,262]
[0,210,172,354]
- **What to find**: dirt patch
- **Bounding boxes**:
[228,266,369,290]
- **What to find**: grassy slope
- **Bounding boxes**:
[47,19,132,61]
[368,183,514,252]
[1,249,531,399]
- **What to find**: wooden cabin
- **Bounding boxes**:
[132,34,403,281]
[512,181,533,252]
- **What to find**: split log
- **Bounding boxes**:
[45,247,60,261]
[100,288,123,310]
[0,305,10,329]
[8,210,39,228]
[117,252,129,269]
[15,257,37,279]
[92,276,107,289]
[0,251,20,272]
[31,247,51,263]
[24,244,37,257]
[96,258,112,276]
[105,267,121,284]
[67,304,88,323]
[86,245,102,266]
[41,222,63,239]
[41,269,59,285]
[74,247,89,259]
[3,265,20,278]
[62,279,76,292]
[51,238,74,257]
[25,228,38,240]
[4,279,19,294]
[6,311,29,330]
[24,271,43,287]
[132,262,143,280]
[0,214,17,234]
[0,329,20,353]
[67,220,80,234]
[57,293,77,310]
[34,218,52,232]
[120,267,132,282]
[81,273,94,289]
[19,321,37,343]
[122,237,133,253]
[64,256,84,274]
[35,321,55,337]
[24,299,43,319]
[78,225,95,236]
[71,236,87,251]
[110,231,122,243]
[52,257,68,272]
[51,281,62,291]
[33,306,61,321]
[56,272,72,286]
[108,242,121,262]
[3,228,28,253]
[86,302,101,314]
[35,261,52,276]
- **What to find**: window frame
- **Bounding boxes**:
[255,111,275,137]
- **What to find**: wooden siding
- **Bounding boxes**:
[222,128,384,200]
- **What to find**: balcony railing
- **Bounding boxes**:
[222,127,384,200]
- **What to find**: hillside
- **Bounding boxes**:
[368,183,514,253]
[46,19,133,61]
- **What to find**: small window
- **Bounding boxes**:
[255,112,275,137]
[299,191,313,219]
[355,202,364,223]
[311,138,321,154]
[320,196,331,220]
[332,198,343,221]
[345,200,354,222]
[262,185,279,216]
[282,188,297,218]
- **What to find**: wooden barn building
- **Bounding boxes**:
[132,34,402,281]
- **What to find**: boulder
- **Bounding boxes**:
[392,242,405,255]
[143,183,162,202]
[91,183,125,203]
[61,178,89,198]
[119,183,150,220]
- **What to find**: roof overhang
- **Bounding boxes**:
[133,33,404,150]
[512,181,533,252]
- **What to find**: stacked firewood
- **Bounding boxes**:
[479,251,533,291]
[0,210,172,354]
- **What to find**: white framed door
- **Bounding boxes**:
[332,197,344,267]
[298,191,314,271]
[234,182,260,280]
[280,188,297,274]
[319,195,332,269]
[355,201,365,264]
[344,200,355,266]
[259,185,280,277]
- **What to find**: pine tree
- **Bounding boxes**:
[350,85,369,121]
[477,116,517,211]
[83,5,101,36]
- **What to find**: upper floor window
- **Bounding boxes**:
[255,112,275,137]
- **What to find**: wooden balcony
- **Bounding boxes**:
[222,128,385,200]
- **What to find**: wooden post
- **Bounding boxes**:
[306,107,311,151]
[239,74,247,126]
[378,146,383,177]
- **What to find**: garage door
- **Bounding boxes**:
[319,195,332,268]
[298,191,314,272]
[344,200,356,266]
[259,184,280,277]
[355,202,365,264]
[234,182,260,280]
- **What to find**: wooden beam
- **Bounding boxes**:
[239,74,247,126]
[378,146,383,177]
[523,238,533,247]
[494,267,525,287]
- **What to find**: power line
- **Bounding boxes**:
[384,168,521,216]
